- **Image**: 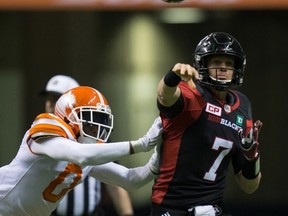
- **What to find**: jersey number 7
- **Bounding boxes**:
[204,137,233,181]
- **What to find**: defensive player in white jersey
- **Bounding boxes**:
[41,75,134,216]
[0,86,162,216]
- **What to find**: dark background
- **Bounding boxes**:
[0,9,287,215]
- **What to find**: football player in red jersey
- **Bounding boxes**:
[0,86,162,216]
[151,32,263,216]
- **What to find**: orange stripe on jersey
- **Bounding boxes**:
[29,124,69,139]
[36,113,75,137]
[27,113,76,141]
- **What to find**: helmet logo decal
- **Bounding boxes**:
[60,92,76,111]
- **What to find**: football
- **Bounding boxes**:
[162,0,184,2]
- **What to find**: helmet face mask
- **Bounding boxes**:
[193,32,246,91]
[54,86,114,143]
[208,67,233,89]
[69,106,113,143]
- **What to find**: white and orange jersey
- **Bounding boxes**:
[0,113,93,216]
[0,113,158,216]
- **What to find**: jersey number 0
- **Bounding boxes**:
[42,163,82,202]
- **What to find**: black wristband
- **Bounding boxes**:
[242,156,260,179]
[163,70,181,87]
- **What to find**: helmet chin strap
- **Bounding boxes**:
[209,76,232,83]
[201,76,232,91]
[77,136,97,144]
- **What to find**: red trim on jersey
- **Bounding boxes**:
[152,82,206,204]
[212,90,240,113]
[245,119,253,136]
[229,91,240,112]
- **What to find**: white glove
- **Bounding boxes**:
[130,117,163,153]
[148,144,161,175]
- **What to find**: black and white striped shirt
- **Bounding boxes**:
[54,176,101,216]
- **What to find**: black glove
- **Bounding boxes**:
[240,120,263,161]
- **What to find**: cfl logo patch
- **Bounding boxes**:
[206,103,222,117]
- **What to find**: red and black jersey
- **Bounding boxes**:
[152,81,253,210]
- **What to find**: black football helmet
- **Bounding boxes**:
[193,32,246,90]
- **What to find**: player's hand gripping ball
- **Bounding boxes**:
[162,0,184,2]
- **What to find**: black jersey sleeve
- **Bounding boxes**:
[157,93,185,119]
